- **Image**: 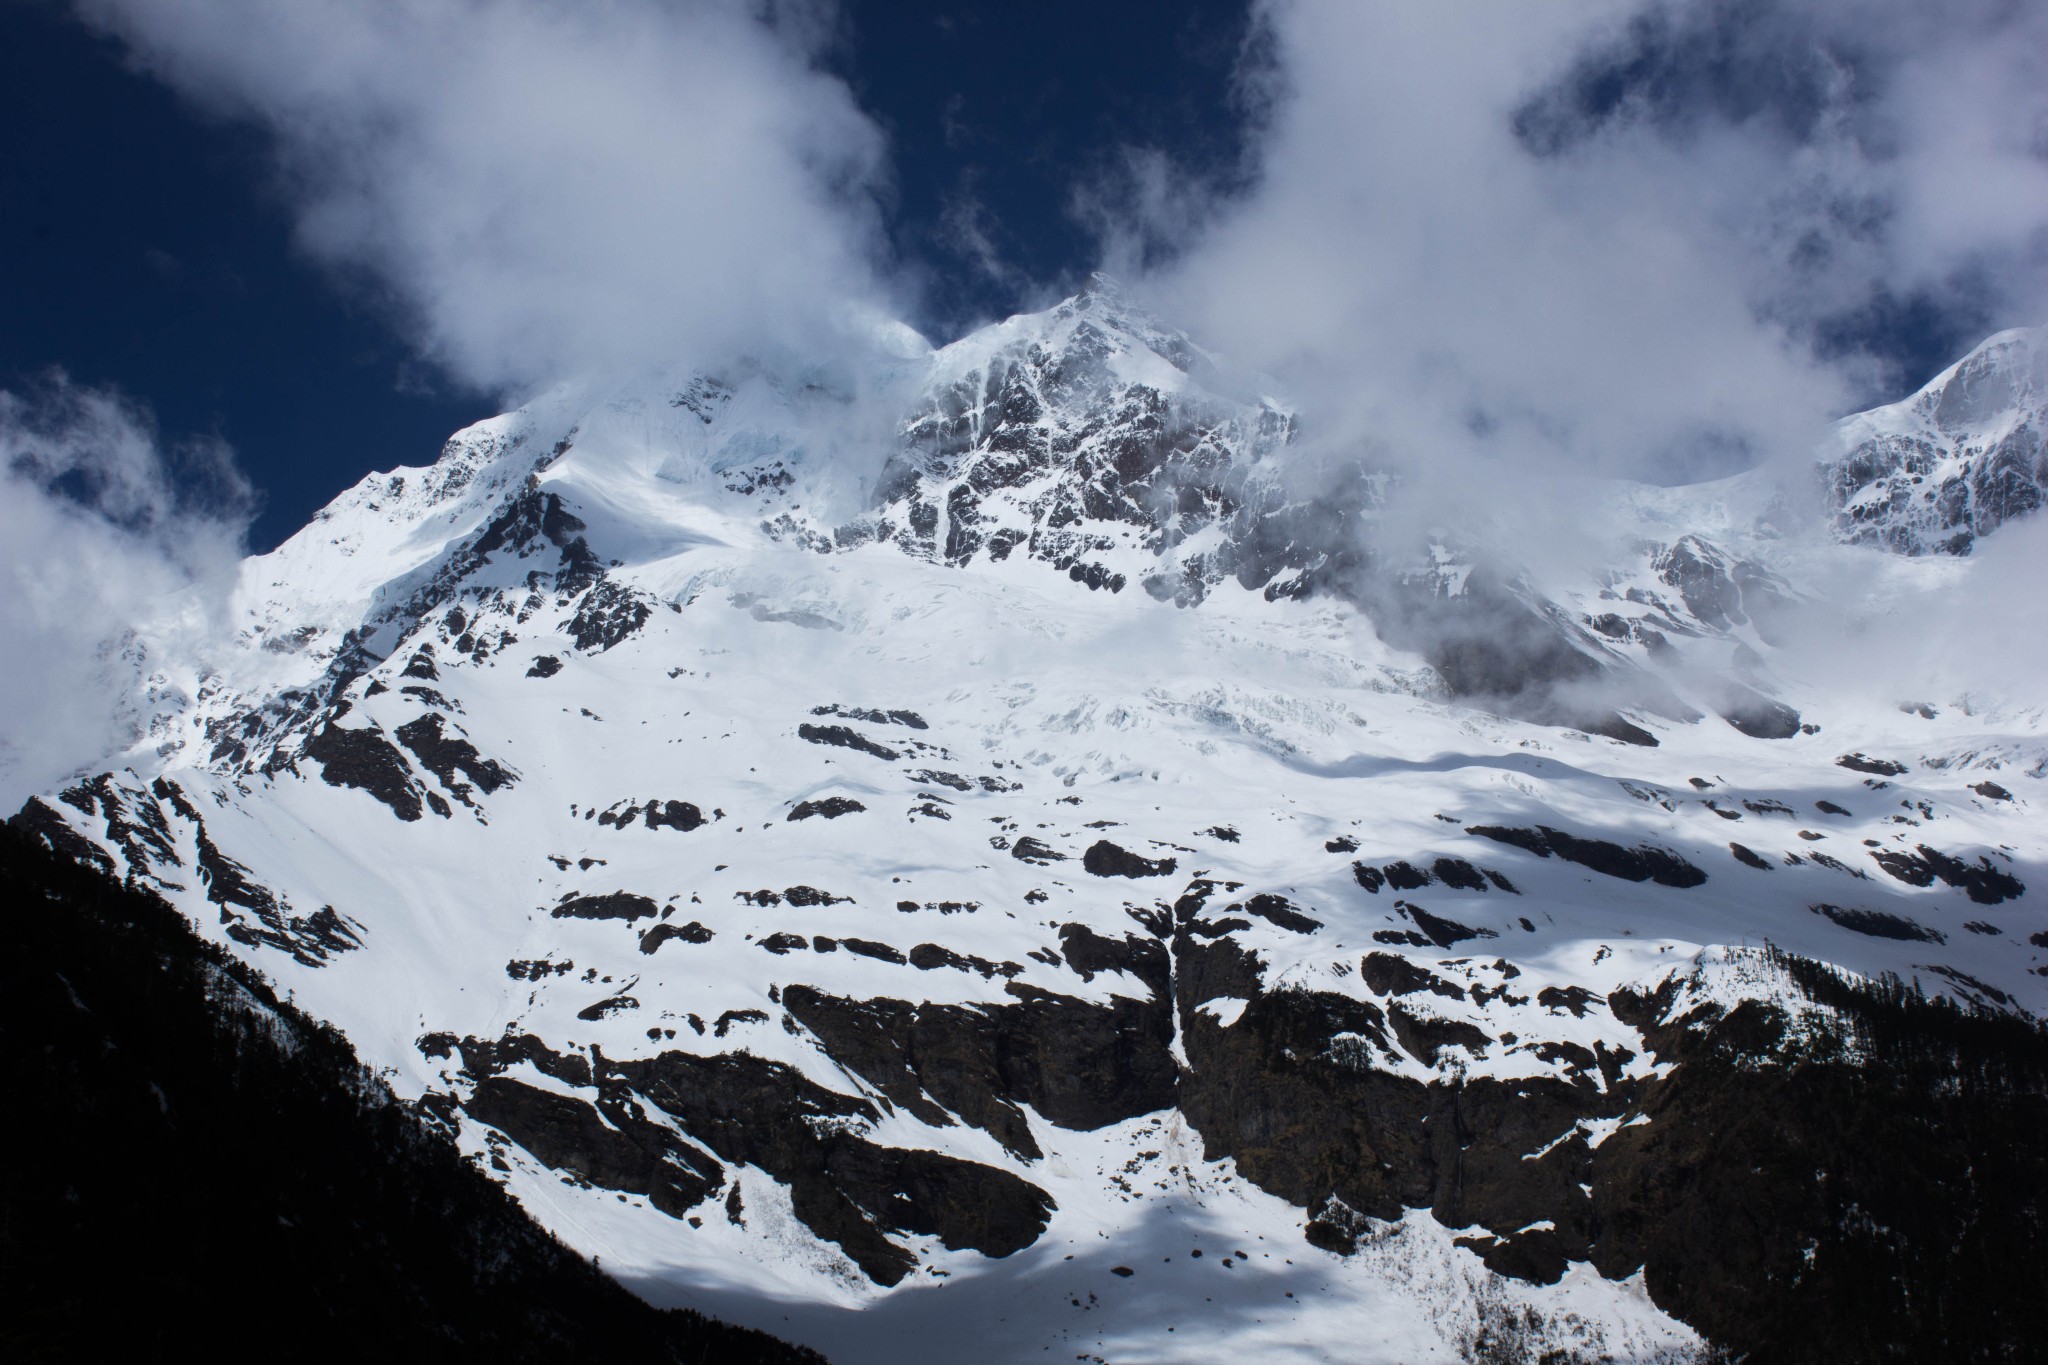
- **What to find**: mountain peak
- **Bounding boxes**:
[1820,321,2047,554]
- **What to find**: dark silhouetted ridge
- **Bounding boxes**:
[0,822,824,1365]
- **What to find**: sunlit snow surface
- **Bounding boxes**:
[36,297,2046,1363]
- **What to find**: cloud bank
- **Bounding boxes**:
[74,0,900,396]
[1121,0,2048,503]
[0,377,252,807]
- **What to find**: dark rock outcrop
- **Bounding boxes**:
[784,981,1176,1165]
[1230,893,1322,934]
[1360,953,1467,1001]
[1810,903,1945,943]
[394,712,515,804]
[1718,686,1803,739]
[457,1028,1055,1287]
[908,943,1020,979]
[303,720,423,821]
[1466,824,1706,888]
[1837,753,1907,777]
[796,723,900,760]
[1010,836,1065,865]
[1382,860,1432,890]
[811,704,928,730]
[788,796,866,821]
[567,578,653,653]
[1869,845,2025,903]
[551,892,660,922]
[639,921,714,954]
[1083,840,1178,878]
[840,937,906,964]
[1730,842,1773,870]
[1397,900,1498,949]
[1430,857,1490,891]
[633,799,707,832]
[1058,922,1172,995]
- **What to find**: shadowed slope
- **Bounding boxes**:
[0,822,824,1365]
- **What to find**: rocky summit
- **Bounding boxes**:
[16,282,2048,1364]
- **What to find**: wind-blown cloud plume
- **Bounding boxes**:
[73,0,900,396]
[0,377,253,807]
[1070,0,2048,723]
[7,0,910,804]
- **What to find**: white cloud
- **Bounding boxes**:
[1120,0,2048,510]
[1064,0,2048,718]
[1778,517,2048,713]
[74,0,900,396]
[0,377,252,807]
[6,0,911,807]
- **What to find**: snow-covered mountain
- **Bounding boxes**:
[1820,325,2048,555]
[17,281,2047,1363]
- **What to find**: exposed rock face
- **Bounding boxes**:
[639,920,714,953]
[552,891,660,922]
[568,578,655,652]
[1082,839,1177,878]
[1465,824,1708,888]
[1868,844,2026,903]
[1178,940,2048,1362]
[787,796,864,821]
[1811,902,1944,942]
[48,773,367,967]
[449,1024,1056,1286]
[837,278,1312,603]
[827,278,1707,742]
[644,799,707,832]
[395,712,516,805]
[784,981,1175,1161]
[1652,535,1792,638]
[797,722,900,760]
[303,716,425,821]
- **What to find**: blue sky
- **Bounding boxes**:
[1,2,491,550]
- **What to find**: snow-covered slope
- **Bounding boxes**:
[17,286,2046,1363]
